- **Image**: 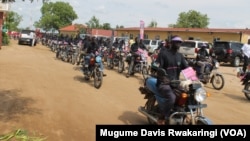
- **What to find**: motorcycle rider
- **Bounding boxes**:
[139,39,147,50]
[126,37,142,77]
[155,35,189,125]
[84,36,106,76]
[196,43,210,78]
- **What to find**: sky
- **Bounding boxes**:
[8,0,250,29]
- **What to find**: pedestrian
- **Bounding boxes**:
[241,39,250,73]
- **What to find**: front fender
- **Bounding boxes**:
[195,116,213,125]
[210,72,223,83]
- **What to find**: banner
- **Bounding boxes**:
[140,20,144,40]
[96,125,250,140]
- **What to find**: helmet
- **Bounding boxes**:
[171,36,183,43]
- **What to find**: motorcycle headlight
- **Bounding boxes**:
[194,88,207,102]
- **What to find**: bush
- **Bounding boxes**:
[2,32,9,45]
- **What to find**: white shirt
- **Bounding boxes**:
[30,32,36,39]
[241,43,250,58]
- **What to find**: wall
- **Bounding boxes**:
[117,30,247,43]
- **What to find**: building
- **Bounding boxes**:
[59,24,87,37]
[116,27,250,43]
[59,24,117,38]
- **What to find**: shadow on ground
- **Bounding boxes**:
[0,89,42,122]
[118,111,149,125]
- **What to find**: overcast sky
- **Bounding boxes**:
[9,0,250,29]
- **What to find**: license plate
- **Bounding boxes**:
[188,104,207,109]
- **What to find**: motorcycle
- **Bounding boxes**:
[107,47,119,69]
[187,57,225,90]
[138,68,212,125]
[236,66,250,100]
[126,48,149,79]
[82,52,103,89]
[117,49,128,73]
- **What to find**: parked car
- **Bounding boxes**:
[142,39,161,54]
[211,40,244,67]
[179,40,211,59]
[18,29,37,46]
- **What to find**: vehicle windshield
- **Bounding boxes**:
[142,39,150,45]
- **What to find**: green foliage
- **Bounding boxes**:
[5,11,22,31]
[175,10,209,28]
[2,32,9,45]
[102,23,111,30]
[34,1,78,32]
[148,20,157,28]
[1,0,50,3]
[85,16,101,29]
[85,16,116,29]
[0,129,46,141]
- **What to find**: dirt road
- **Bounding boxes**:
[0,40,249,141]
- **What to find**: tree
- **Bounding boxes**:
[175,10,209,28]
[5,11,22,31]
[116,25,124,29]
[102,23,111,30]
[34,1,78,32]
[85,16,101,29]
[1,0,49,3]
[148,20,157,28]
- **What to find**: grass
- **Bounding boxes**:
[0,129,47,141]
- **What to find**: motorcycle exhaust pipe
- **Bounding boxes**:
[138,106,158,123]
[242,89,250,94]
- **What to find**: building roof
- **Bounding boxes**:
[91,29,117,37]
[116,27,250,34]
[60,24,87,32]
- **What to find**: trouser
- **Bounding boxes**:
[31,39,35,46]
[243,55,249,73]
[156,84,176,119]
[197,61,207,74]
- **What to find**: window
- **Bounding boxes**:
[142,39,151,45]
[181,42,196,48]
[129,34,133,39]
[151,40,157,45]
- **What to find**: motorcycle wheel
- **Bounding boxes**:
[244,83,250,100]
[145,97,159,125]
[142,66,149,80]
[118,60,125,73]
[211,74,225,90]
[94,68,103,89]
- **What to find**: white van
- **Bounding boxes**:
[142,39,162,54]
[179,40,211,59]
